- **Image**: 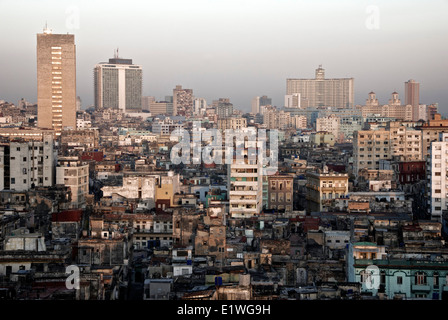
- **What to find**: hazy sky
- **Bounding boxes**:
[0,0,447,114]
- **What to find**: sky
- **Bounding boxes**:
[0,0,447,114]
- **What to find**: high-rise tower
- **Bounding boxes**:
[37,26,77,134]
[94,50,142,112]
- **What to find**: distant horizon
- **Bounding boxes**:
[0,0,446,115]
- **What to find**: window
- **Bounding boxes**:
[397,276,403,285]
[415,272,427,285]
[434,272,439,286]
[11,178,15,184]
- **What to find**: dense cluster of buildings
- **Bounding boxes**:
[1,28,448,302]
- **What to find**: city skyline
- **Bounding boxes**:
[0,0,447,114]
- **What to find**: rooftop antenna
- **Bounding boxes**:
[43,21,52,34]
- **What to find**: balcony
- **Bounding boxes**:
[411,284,431,292]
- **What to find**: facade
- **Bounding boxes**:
[306,171,349,212]
[316,115,340,140]
[286,66,354,108]
[215,100,234,118]
[360,92,413,121]
[228,130,263,218]
[173,85,193,116]
[217,117,247,130]
[193,98,207,116]
[149,101,174,116]
[428,133,448,221]
[290,115,307,129]
[94,55,143,113]
[251,96,260,114]
[353,258,448,300]
[353,122,422,176]
[285,94,301,108]
[0,134,55,191]
[37,28,77,134]
[405,79,420,108]
[56,157,89,209]
[418,114,448,159]
[267,175,294,212]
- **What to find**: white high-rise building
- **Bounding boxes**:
[285,94,301,108]
[0,134,55,191]
[94,52,142,113]
[193,98,207,116]
[428,132,448,222]
[228,128,264,219]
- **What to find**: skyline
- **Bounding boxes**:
[0,0,447,114]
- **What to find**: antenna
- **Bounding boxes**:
[43,21,52,34]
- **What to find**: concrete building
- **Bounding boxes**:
[353,258,448,300]
[306,171,349,212]
[428,133,448,222]
[360,92,413,121]
[173,85,193,116]
[193,98,207,116]
[405,79,420,109]
[151,118,183,135]
[37,27,77,134]
[251,96,260,114]
[101,172,180,209]
[56,156,89,209]
[268,175,294,212]
[0,134,55,191]
[228,129,263,218]
[285,93,301,108]
[290,115,307,130]
[287,65,354,108]
[142,96,156,112]
[149,101,174,116]
[217,117,247,130]
[215,99,234,118]
[353,121,422,176]
[94,54,143,113]
[316,114,340,140]
[418,114,448,159]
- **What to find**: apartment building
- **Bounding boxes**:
[267,175,294,212]
[316,114,340,139]
[0,134,55,191]
[56,157,89,209]
[306,171,349,212]
[217,117,247,131]
[428,133,448,221]
[353,122,422,176]
[228,129,263,218]
[287,66,354,108]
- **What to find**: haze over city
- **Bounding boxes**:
[0,0,447,113]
